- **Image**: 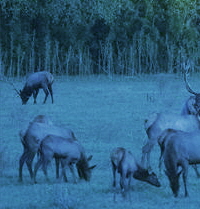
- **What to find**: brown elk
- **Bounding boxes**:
[13,71,54,104]
[33,135,96,183]
[110,147,160,198]
[161,129,200,197]
[19,120,76,182]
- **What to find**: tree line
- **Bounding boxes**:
[0,0,199,77]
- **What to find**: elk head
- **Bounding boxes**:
[184,61,200,115]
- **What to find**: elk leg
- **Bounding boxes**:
[33,89,39,104]
[69,164,77,183]
[55,157,60,179]
[42,87,49,104]
[192,164,200,178]
[120,172,127,198]
[26,153,35,179]
[127,174,132,201]
[111,162,117,188]
[158,146,165,172]
[60,159,68,182]
[141,140,155,169]
[182,166,189,197]
[111,162,117,202]
[42,159,50,182]
[19,151,29,182]
[33,157,43,183]
[48,85,54,103]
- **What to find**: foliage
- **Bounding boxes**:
[0,0,200,76]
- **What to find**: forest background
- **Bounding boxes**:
[0,0,200,77]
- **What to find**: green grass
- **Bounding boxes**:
[1,74,200,209]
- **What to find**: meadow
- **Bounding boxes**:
[1,74,200,209]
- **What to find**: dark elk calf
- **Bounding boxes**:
[33,135,96,183]
[14,71,54,104]
[110,147,160,198]
[161,129,200,197]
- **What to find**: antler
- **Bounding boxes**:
[183,61,198,95]
[6,80,20,95]
[0,76,20,95]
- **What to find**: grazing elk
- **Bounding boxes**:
[161,129,200,197]
[110,147,160,198]
[33,135,96,183]
[19,120,76,182]
[13,71,54,104]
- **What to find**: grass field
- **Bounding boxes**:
[1,74,200,209]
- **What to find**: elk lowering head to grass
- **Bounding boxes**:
[33,135,96,183]
[13,71,54,104]
[110,147,160,199]
[161,129,200,197]
[19,118,76,182]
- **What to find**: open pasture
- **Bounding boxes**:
[1,74,200,209]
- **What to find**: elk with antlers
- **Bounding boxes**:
[12,71,54,104]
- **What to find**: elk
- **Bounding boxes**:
[161,129,200,197]
[142,113,200,169]
[110,147,160,199]
[13,71,54,104]
[142,67,200,170]
[181,66,200,116]
[19,120,76,182]
[33,135,96,183]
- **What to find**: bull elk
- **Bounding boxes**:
[161,129,200,197]
[33,135,96,183]
[181,65,200,116]
[13,71,54,104]
[110,147,160,199]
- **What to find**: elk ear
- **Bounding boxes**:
[87,155,93,161]
[89,165,96,170]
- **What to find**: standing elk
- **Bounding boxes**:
[161,129,200,197]
[110,147,160,199]
[13,71,54,104]
[142,113,200,169]
[142,68,200,170]
[19,119,76,182]
[33,135,96,183]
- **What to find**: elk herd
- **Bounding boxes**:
[7,66,200,200]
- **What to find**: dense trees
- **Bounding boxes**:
[0,0,199,76]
